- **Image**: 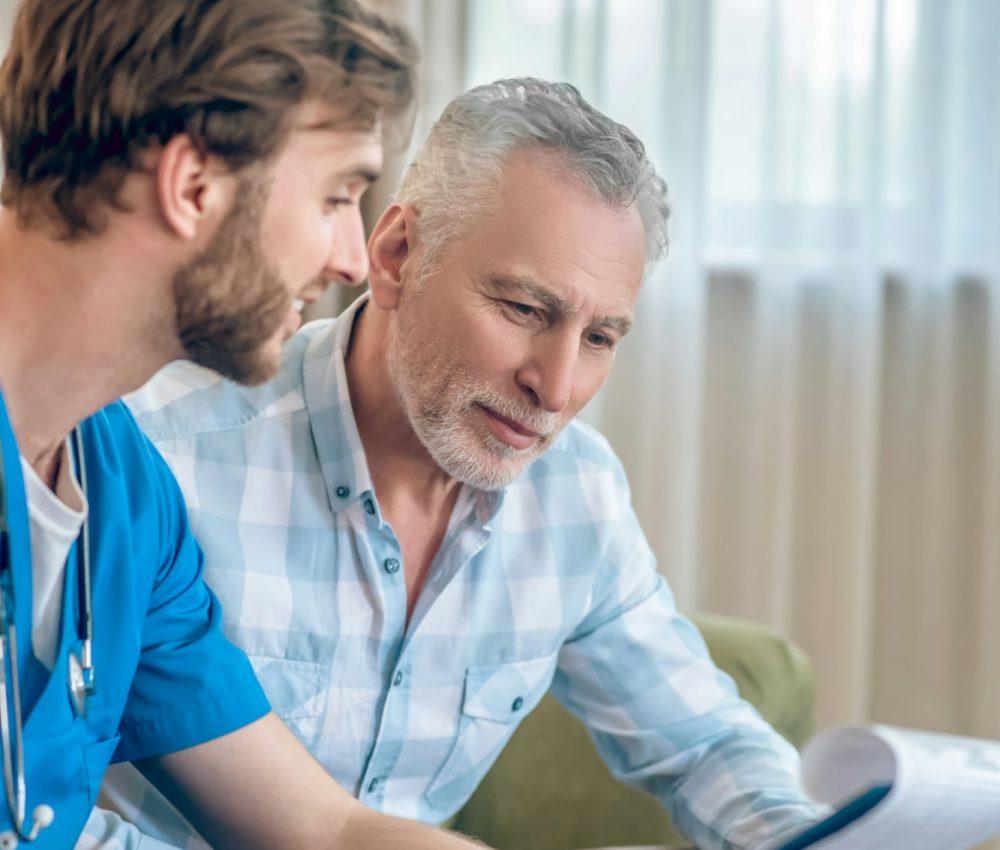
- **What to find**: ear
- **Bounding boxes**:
[367,203,419,310]
[155,135,233,241]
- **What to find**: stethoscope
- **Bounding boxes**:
[0,427,95,846]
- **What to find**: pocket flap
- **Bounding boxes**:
[247,655,328,720]
[463,654,557,721]
[84,734,123,804]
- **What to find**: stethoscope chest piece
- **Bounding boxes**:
[68,653,86,719]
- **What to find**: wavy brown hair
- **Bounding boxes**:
[0,0,417,239]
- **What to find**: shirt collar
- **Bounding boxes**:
[301,294,375,514]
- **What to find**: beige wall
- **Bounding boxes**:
[0,1,11,53]
[0,1,12,181]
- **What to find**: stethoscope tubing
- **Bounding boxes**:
[70,430,94,683]
[0,427,94,842]
[0,429,28,836]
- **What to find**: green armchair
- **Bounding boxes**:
[449,613,816,850]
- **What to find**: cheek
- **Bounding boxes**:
[296,218,333,274]
[471,315,529,375]
[289,221,331,281]
[261,199,326,282]
[261,216,294,278]
[568,358,612,414]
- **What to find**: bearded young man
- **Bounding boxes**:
[121,79,827,850]
[0,0,497,847]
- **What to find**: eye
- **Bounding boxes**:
[325,196,352,210]
[586,331,617,350]
[505,300,541,320]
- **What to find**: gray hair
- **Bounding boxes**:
[395,77,670,279]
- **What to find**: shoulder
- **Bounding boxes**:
[530,418,628,484]
[79,402,195,591]
[83,400,186,512]
[503,419,631,526]
[83,400,165,472]
[126,320,337,441]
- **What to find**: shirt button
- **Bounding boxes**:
[335,485,350,498]
[364,498,376,515]
[393,670,404,686]
[384,557,400,574]
[368,777,381,793]
[511,696,524,712]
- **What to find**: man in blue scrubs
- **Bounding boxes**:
[0,0,492,847]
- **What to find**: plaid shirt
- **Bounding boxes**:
[103,296,819,850]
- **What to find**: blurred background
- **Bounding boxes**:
[3,0,1000,749]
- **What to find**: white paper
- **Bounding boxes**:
[792,725,1000,850]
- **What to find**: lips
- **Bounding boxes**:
[477,404,542,450]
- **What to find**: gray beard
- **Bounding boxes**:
[387,333,551,491]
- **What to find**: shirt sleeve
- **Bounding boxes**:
[551,470,825,850]
[113,431,270,763]
[75,807,183,850]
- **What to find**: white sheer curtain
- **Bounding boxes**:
[416,0,1000,743]
[5,0,1000,758]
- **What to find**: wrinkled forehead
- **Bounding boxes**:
[486,154,646,286]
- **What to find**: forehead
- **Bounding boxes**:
[274,99,384,173]
[463,151,646,311]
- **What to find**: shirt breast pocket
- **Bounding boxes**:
[84,734,122,806]
[425,652,558,813]
[247,655,330,749]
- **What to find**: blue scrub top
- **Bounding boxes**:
[0,388,269,847]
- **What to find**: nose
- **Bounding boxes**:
[515,330,578,414]
[323,206,369,286]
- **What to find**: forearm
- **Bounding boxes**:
[332,806,487,850]
[650,715,825,850]
[141,714,493,850]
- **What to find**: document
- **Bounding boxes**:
[777,725,1000,850]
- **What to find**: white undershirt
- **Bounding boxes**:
[20,440,87,671]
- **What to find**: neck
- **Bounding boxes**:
[345,301,461,513]
[0,209,180,477]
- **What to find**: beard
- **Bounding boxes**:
[172,176,291,386]
[387,300,564,491]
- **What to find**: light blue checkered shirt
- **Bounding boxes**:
[103,296,820,850]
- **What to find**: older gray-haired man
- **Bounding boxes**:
[111,78,824,850]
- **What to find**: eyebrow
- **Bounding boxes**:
[294,120,382,184]
[337,166,381,185]
[487,274,634,337]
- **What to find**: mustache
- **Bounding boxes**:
[471,387,559,438]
